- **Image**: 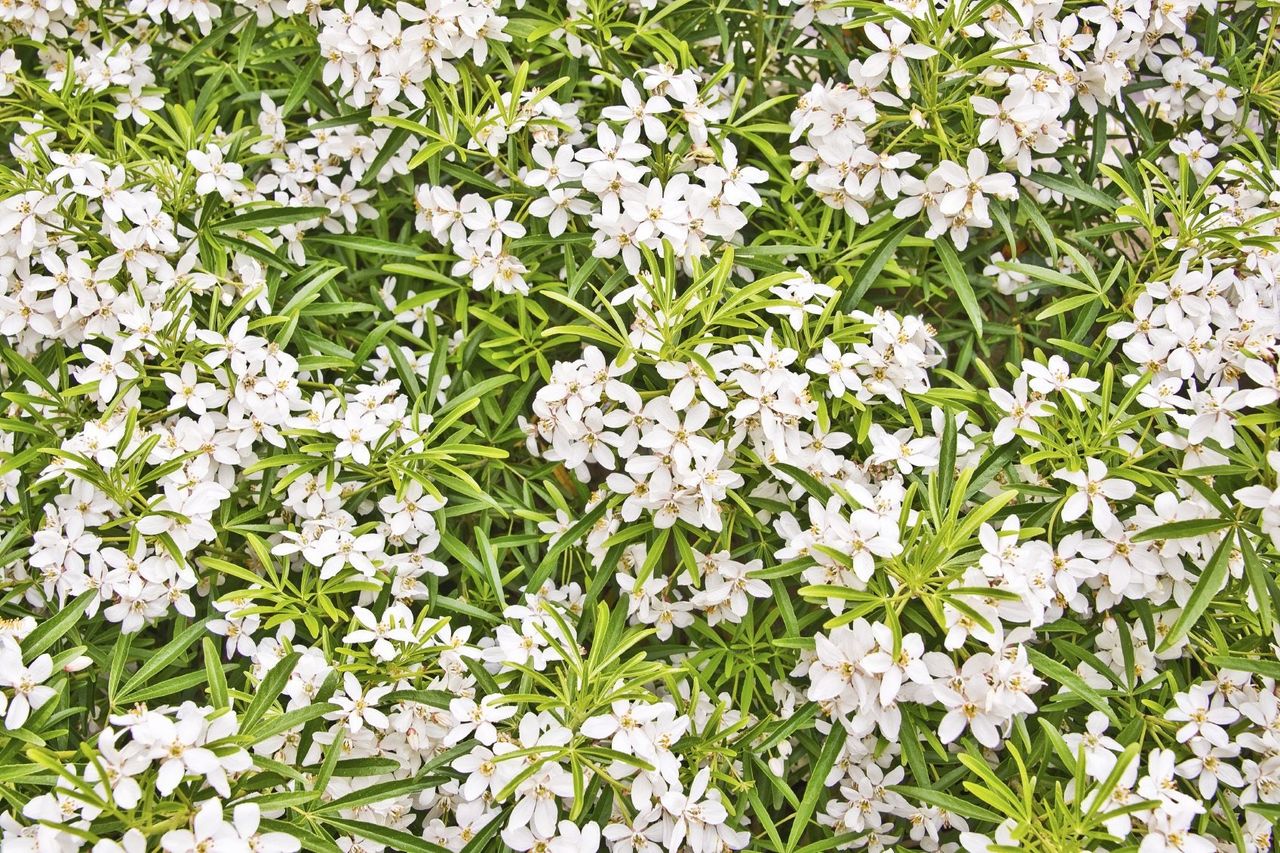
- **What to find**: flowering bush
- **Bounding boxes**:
[1,0,1279,850]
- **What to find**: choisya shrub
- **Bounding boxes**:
[0,0,1279,850]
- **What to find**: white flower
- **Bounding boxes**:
[601,79,671,143]
[230,803,300,853]
[163,363,226,414]
[76,342,139,401]
[1165,684,1239,747]
[187,145,244,198]
[861,21,936,95]
[453,741,521,801]
[0,650,55,730]
[1022,356,1099,409]
[160,800,243,853]
[1055,458,1136,531]
[342,605,418,661]
[989,375,1054,444]
[329,673,392,732]
[143,715,222,796]
[446,695,517,746]
[1176,738,1243,799]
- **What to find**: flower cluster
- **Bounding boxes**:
[413,65,761,297]
[788,0,1243,249]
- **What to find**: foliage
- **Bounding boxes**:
[0,0,1279,851]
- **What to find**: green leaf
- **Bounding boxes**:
[306,233,424,258]
[316,776,444,814]
[1157,534,1233,653]
[1205,655,1280,680]
[242,652,300,734]
[528,500,608,591]
[1035,292,1098,321]
[936,238,983,336]
[839,217,913,312]
[249,703,340,743]
[259,819,343,853]
[22,591,95,662]
[1244,803,1280,821]
[203,637,229,709]
[773,463,833,502]
[1238,529,1275,635]
[166,12,250,78]
[212,206,329,233]
[282,52,323,117]
[1026,647,1118,722]
[1028,169,1118,211]
[1130,517,1232,543]
[319,817,450,853]
[115,619,210,703]
[891,785,1004,824]
[786,726,844,851]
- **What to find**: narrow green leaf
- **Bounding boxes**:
[116,619,210,703]
[1130,517,1232,543]
[212,206,329,233]
[1026,647,1118,722]
[1158,534,1233,653]
[936,239,983,336]
[786,726,844,851]
[22,591,95,662]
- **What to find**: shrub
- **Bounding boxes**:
[0,0,1278,851]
